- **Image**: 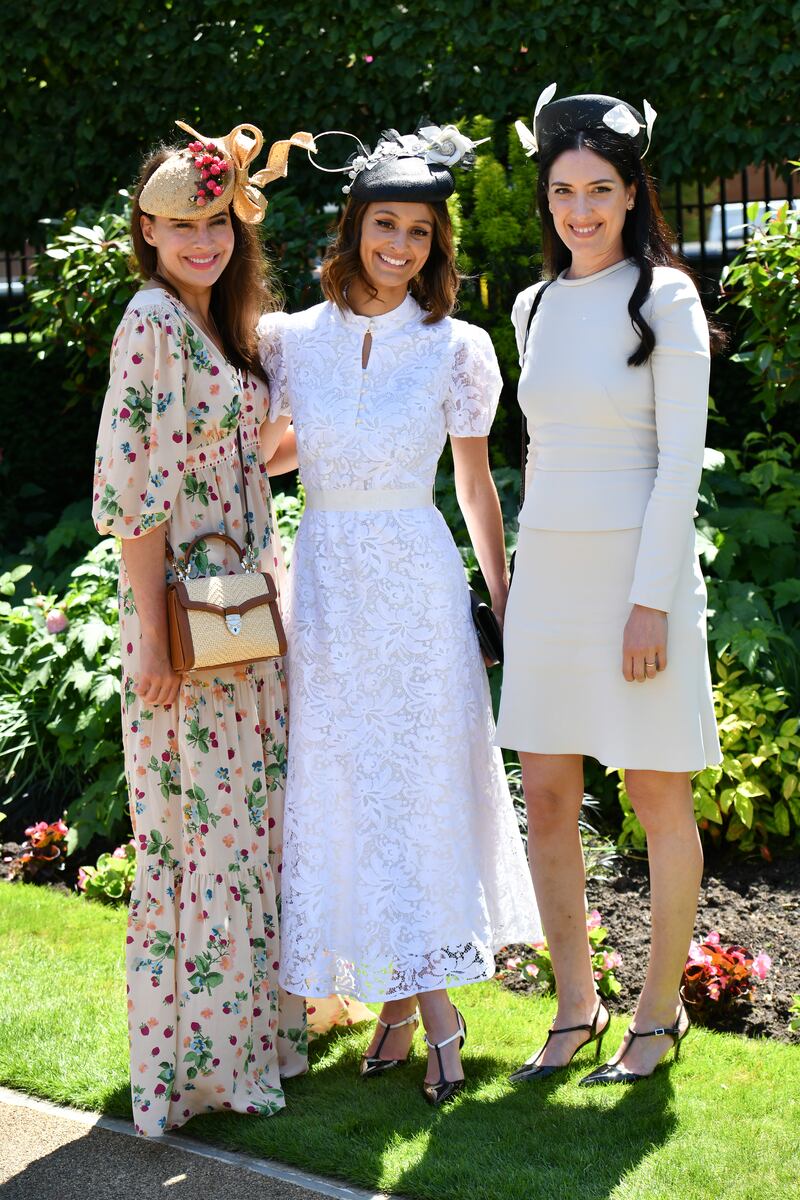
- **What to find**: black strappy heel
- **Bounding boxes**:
[579,1002,689,1086]
[422,1006,467,1106]
[509,995,609,1083]
[359,1008,419,1079]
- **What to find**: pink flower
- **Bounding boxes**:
[523,963,539,978]
[77,867,88,891]
[363,53,373,62]
[112,845,128,859]
[195,195,206,207]
[586,909,602,930]
[687,940,711,964]
[505,956,522,970]
[752,953,771,981]
[46,610,69,634]
[705,931,721,946]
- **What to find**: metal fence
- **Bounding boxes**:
[660,162,796,298]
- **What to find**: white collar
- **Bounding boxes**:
[335,290,422,331]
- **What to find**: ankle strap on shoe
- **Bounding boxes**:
[424,1015,465,1051]
[376,1009,419,1031]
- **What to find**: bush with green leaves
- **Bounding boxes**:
[617,656,800,855]
[78,841,136,903]
[453,119,541,387]
[698,433,800,701]
[0,540,126,849]
[721,194,800,425]
[4,1,799,246]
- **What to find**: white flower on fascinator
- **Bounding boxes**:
[419,124,482,166]
[642,99,657,155]
[602,104,642,138]
[515,81,557,156]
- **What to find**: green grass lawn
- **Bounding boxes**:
[1,881,798,1200]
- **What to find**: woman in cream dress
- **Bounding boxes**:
[496,88,721,1086]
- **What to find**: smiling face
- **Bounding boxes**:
[139,209,235,298]
[358,202,435,295]
[546,147,635,276]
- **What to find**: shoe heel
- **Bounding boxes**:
[595,1030,606,1061]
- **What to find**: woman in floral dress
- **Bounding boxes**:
[92,120,366,1137]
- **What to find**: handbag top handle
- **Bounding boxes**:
[519,280,553,508]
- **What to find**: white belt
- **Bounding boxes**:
[304,486,433,512]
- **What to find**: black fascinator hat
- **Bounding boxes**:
[310,125,487,202]
[516,83,657,161]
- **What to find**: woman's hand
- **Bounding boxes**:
[622,604,668,682]
[136,640,182,707]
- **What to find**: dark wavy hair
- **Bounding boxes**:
[537,127,723,365]
[319,196,460,324]
[130,145,278,381]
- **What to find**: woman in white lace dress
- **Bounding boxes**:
[259,126,539,1105]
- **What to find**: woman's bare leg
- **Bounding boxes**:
[520,752,607,1065]
[608,769,701,1072]
[418,988,464,1084]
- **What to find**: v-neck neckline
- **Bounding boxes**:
[139,286,231,364]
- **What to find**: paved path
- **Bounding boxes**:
[0,1088,390,1200]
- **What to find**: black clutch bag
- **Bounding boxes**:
[470,588,504,667]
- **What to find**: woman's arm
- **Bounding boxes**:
[451,435,509,620]
[260,413,292,464]
[121,526,182,707]
[265,425,298,476]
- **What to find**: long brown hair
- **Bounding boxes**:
[537,128,726,363]
[130,145,278,380]
[320,196,459,324]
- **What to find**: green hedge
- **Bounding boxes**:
[2,0,799,244]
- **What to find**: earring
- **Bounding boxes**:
[627,201,634,210]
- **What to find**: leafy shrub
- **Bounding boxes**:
[617,656,800,854]
[682,931,771,1025]
[698,434,800,700]
[721,194,800,424]
[78,841,136,903]
[22,195,135,408]
[5,818,69,881]
[0,541,126,848]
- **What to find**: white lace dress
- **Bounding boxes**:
[257,294,540,1001]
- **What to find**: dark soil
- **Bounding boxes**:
[500,851,800,1043]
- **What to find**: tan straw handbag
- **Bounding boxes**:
[165,429,287,673]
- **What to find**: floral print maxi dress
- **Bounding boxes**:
[92,287,362,1137]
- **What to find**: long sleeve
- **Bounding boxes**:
[92,301,187,538]
[628,273,710,611]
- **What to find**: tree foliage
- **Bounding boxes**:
[2,0,799,244]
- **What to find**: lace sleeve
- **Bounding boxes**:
[257,314,291,421]
[444,324,502,437]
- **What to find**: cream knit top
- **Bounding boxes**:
[512,259,711,613]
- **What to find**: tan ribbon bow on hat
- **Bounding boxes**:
[176,121,317,224]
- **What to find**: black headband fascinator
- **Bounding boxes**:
[309,124,488,202]
[516,83,657,161]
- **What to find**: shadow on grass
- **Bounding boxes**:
[180,1031,678,1200]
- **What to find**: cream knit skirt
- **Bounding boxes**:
[495,526,721,771]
